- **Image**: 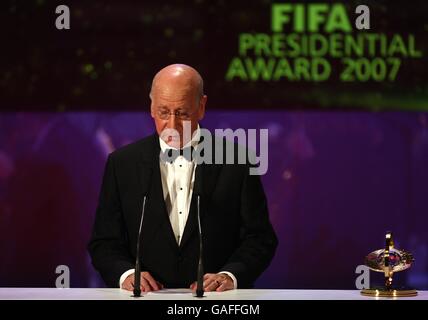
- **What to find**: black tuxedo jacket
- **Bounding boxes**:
[88,133,277,288]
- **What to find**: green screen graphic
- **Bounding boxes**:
[1,0,427,111]
[226,3,423,82]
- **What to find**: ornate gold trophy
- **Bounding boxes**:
[361,232,417,297]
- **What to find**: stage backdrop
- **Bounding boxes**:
[1,0,427,112]
[0,111,427,289]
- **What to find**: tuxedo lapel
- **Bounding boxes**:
[137,135,179,254]
[179,162,222,250]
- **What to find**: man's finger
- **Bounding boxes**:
[123,279,134,291]
[121,278,132,291]
[140,277,152,292]
[216,280,232,292]
[204,279,220,292]
[203,280,213,288]
[143,273,160,291]
[203,274,216,288]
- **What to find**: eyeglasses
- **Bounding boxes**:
[156,109,194,120]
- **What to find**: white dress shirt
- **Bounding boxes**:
[159,135,197,246]
[119,127,237,289]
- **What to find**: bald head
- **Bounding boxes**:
[149,64,207,148]
[150,64,204,103]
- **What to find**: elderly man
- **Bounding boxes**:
[88,64,277,292]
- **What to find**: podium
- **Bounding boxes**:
[0,288,427,300]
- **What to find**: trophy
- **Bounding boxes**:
[361,231,417,297]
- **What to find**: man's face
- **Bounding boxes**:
[150,88,206,148]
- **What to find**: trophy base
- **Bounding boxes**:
[361,287,418,297]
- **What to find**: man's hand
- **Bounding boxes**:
[121,271,164,292]
[190,273,234,292]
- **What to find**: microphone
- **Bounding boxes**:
[194,165,204,298]
[133,168,152,297]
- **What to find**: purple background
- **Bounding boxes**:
[0,111,427,289]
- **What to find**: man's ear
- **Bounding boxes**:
[198,95,207,120]
[150,103,155,118]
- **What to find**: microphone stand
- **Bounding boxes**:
[195,194,205,298]
[133,196,147,297]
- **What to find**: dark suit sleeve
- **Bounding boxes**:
[87,154,134,287]
[221,165,278,288]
